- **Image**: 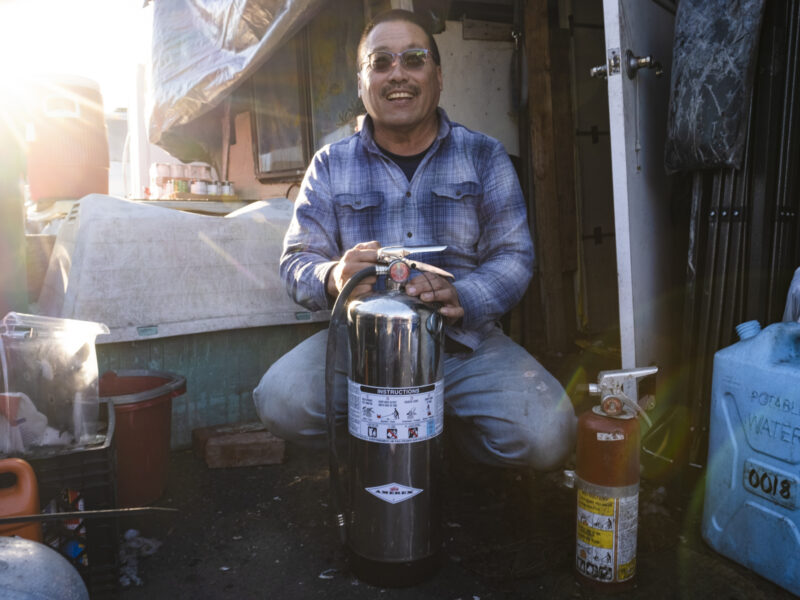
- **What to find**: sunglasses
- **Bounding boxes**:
[362,48,431,73]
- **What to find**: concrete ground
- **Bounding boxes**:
[116,442,795,600]
[113,341,796,600]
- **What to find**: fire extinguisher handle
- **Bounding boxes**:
[589,366,658,425]
[592,366,658,395]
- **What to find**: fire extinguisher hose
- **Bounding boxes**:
[325,265,378,546]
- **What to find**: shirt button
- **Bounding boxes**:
[354,199,361,206]
[407,232,413,238]
[405,191,411,198]
[456,191,461,197]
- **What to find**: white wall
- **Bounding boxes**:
[436,20,519,156]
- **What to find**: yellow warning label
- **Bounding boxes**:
[578,489,615,516]
[618,558,636,581]
[577,521,613,549]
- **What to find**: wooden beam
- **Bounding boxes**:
[525,0,570,352]
[0,120,28,315]
[550,26,577,275]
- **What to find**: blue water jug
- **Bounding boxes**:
[703,320,800,595]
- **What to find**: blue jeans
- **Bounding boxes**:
[253,325,576,470]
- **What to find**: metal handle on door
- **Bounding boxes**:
[589,64,607,79]
[590,48,620,79]
[625,50,663,79]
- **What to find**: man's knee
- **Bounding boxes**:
[519,404,577,470]
[252,330,329,441]
[254,363,313,440]
[476,401,576,470]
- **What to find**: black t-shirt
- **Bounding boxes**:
[378,144,432,181]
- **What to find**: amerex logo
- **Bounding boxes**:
[365,482,423,504]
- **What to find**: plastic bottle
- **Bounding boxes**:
[0,458,42,542]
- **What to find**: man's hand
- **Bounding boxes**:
[406,273,464,323]
[327,241,380,299]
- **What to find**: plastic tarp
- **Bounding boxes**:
[664,0,766,172]
[149,0,326,158]
[36,195,329,343]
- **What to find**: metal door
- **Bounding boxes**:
[602,0,676,379]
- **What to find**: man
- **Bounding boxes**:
[254,9,576,471]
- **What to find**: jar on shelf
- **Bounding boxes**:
[190,180,208,195]
[169,163,185,179]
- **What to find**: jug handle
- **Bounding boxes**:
[0,458,37,494]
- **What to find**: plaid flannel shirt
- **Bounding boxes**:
[280,109,534,350]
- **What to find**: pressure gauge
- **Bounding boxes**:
[388,260,411,284]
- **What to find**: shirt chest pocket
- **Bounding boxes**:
[333,192,384,248]
[430,182,482,248]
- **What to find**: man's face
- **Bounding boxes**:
[357,20,442,138]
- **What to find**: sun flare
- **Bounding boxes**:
[0,0,151,119]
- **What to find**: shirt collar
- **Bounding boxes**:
[359,107,452,156]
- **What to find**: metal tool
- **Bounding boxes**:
[0,506,179,525]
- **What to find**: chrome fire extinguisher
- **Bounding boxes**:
[575,366,657,590]
[325,246,451,586]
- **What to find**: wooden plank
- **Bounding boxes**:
[193,421,285,468]
[550,27,578,274]
[205,431,285,468]
[525,0,569,352]
[462,19,514,41]
[551,23,579,345]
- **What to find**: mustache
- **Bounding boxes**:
[381,84,420,97]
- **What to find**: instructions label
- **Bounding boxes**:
[576,488,638,583]
[348,379,444,444]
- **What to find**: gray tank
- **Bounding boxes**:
[0,536,89,600]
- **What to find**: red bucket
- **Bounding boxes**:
[99,370,186,508]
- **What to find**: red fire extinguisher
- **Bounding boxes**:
[574,366,657,590]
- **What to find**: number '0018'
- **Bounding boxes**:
[748,469,791,499]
